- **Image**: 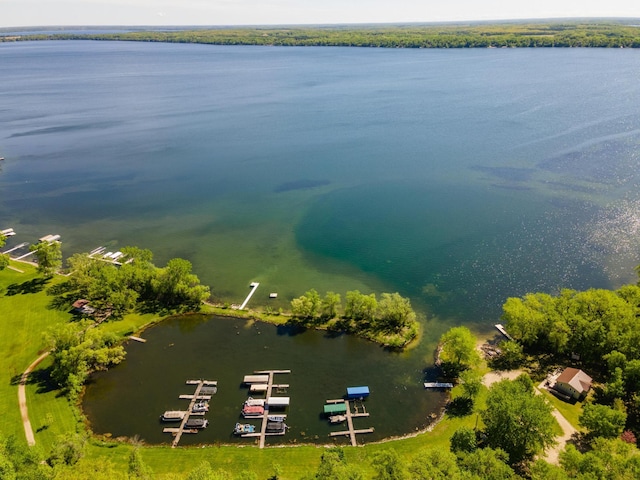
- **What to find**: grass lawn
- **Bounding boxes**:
[541,389,585,431]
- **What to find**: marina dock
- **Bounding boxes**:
[238,282,260,310]
[163,379,216,447]
[327,400,373,446]
[241,369,291,447]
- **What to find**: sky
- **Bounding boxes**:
[1,0,640,28]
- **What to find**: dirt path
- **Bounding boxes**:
[19,351,50,446]
[482,369,524,387]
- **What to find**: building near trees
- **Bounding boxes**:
[554,368,592,400]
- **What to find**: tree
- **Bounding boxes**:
[0,234,8,270]
[291,289,321,320]
[371,449,408,480]
[560,438,640,479]
[304,447,364,480]
[481,375,556,464]
[151,258,210,310]
[344,290,377,323]
[459,369,483,400]
[47,434,85,467]
[375,293,416,332]
[321,291,341,319]
[48,322,126,398]
[450,426,477,454]
[408,448,463,479]
[29,240,62,276]
[457,448,516,480]
[439,326,480,368]
[579,403,627,439]
[128,447,152,479]
[491,340,524,370]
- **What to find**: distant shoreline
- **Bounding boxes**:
[3,20,640,48]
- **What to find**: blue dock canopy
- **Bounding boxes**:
[346,386,370,399]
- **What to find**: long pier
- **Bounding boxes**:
[238,282,260,310]
[242,369,291,448]
[1,242,28,255]
[328,400,373,446]
[164,379,216,448]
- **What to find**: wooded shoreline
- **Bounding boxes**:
[3,20,640,48]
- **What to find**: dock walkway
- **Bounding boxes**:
[238,282,259,310]
[164,379,216,447]
[328,400,373,446]
[242,369,291,447]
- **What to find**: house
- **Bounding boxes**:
[554,367,592,400]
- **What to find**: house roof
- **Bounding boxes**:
[557,367,592,393]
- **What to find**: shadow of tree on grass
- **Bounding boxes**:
[5,278,49,296]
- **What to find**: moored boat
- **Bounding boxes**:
[192,401,209,413]
[185,418,208,429]
[266,421,287,433]
[242,405,265,417]
[329,414,346,424]
[234,423,256,434]
[161,410,186,422]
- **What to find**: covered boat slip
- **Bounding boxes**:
[324,402,348,415]
[267,396,290,407]
[346,386,370,399]
[243,375,270,384]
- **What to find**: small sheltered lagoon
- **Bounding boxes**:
[82,313,445,446]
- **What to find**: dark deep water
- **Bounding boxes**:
[2,41,640,443]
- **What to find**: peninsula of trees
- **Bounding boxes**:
[5,20,640,48]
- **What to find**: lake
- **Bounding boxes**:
[2,41,640,443]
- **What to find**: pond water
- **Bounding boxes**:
[83,314,442,446]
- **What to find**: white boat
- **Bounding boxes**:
[244,397,265,407]
[161,410,186,422]
[192,402,209,413]
[329,415,346,424]
[234,423,256,434]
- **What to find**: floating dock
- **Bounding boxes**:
[327,399,373,446]
[424,382,454,389]
[238,282,260,310]
[1,228,16,237]
[164,379,216,447]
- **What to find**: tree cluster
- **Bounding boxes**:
[51,246,210,318]
[0,234,9,271]
[290,289,418,348]
[47,322,126,398]
[502,279,640,438]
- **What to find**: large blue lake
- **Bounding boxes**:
[2,41,640,443]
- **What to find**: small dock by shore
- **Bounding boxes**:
[327,399,373,446]
[163,379,217,447]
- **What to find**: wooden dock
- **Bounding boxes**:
[495,324,514,341]
[328,400,373,446]
[243,369,291,448]
[165,379,216,448]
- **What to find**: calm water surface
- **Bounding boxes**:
[2,42,640,443]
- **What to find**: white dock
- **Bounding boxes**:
[129,336,147,343]
[495,324,514,341]
[2,242,28,254]
[1,228,16,237]
[239,282,260,310]
[328,400,374,446]
[424,382,454,389]
[14,250,35,260]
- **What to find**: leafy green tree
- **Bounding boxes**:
[291,289,321,320]
[457,448,516,480]
[128,447,152,479]
[29,240,62,277]
[0,234,9,270]
[408,448,463,479]
[459,369,483,400]
[371,449,408,480]
[321,291,341,319]
[481,375,556,464]
[375,293,416,332]
[151,258,210,310]
[450,426,477,454]
[579,403,627,439]
[48,322,126,398]
[305,447,364,480]
[560,438,640,479]
[47,434,85,467]
[344,290,377,323]
[491,340,524,370]
[439,326,480,368]
[529,459,570,480]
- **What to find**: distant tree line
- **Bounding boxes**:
[289,289,419,348]
[6,21,640,48]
